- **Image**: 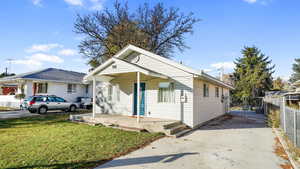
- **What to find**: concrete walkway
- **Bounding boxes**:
[97,111,289,169]
[0,110,38,119]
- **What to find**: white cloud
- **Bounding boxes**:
[30,53,64,63]
[243,0,257,3]
[12,53,64,68]
[210,62,235,70]
[64,0,83,6]
[12,59,42,67]
[58,49,78,56]
[32,0,42,6]
[243,0,272,5]
[63,0,105,10]
[26,43,62,53]
[89,0,105,10]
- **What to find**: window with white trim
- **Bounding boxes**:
[85,85,89,94]
[203,83,209,97]
[215,87,219,97]
[67,84,77,93]
[158,82,175,103]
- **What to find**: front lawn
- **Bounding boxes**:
[0,114,163,169]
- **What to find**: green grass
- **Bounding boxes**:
[0,114,163,169]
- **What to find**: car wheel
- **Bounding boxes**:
[69,105,76,112]
[38,106,48,114]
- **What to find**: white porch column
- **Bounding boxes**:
[137,71,140,123]
[92,77,96,119]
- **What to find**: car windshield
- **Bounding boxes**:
[26,96,34,101]
[55,97,66,102]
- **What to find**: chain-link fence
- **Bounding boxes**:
[264,96,300,147]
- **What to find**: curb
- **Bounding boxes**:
[273,128,299,169]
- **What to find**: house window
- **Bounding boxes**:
[67,84,77,93]
[203,83,209,97]
[107,84,120,102]
[85,85,89,94]
[221,87,224,96]
[116,84,120,101]
[215,87,219,97]
[108,84,113,101]
[37,83,48,93]
[158,82,175,103]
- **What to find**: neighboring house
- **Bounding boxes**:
[0,68,92,108]
[84,44,234,128]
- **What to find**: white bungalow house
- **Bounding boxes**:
[83,44,233,129]
[0,68,92,108]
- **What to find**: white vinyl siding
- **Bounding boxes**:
[112,53,194,127]
[193,79,228,126]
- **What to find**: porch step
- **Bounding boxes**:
[163,121,182,129]
[166,124,189,135]
[164,121,191,137]
[174,128,192,138]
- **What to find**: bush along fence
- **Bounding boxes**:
[264,96,300,148]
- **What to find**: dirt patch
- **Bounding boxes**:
[274,137,293,169]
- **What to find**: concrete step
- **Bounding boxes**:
[174,128,192,138]
[166,124,189,135]
[163,121,182,129]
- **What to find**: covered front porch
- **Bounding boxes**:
[70,113,190,137]
[79,57,191,136]
[87,57,170,121]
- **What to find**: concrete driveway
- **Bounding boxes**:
[97,111,289,169]
[0,110,38,119]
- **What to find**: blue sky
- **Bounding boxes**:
[0,0,299,80]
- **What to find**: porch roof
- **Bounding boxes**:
[84,57,168,81]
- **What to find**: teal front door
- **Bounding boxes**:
[133,83,145,116]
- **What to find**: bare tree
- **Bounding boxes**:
[74,1,199,68]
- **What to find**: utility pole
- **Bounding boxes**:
[6,59,14,74]
[5,67,8,76]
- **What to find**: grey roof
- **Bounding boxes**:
[0,68,86,84]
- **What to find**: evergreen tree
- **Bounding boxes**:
[232,46,274,107]
[290,58,300,83]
